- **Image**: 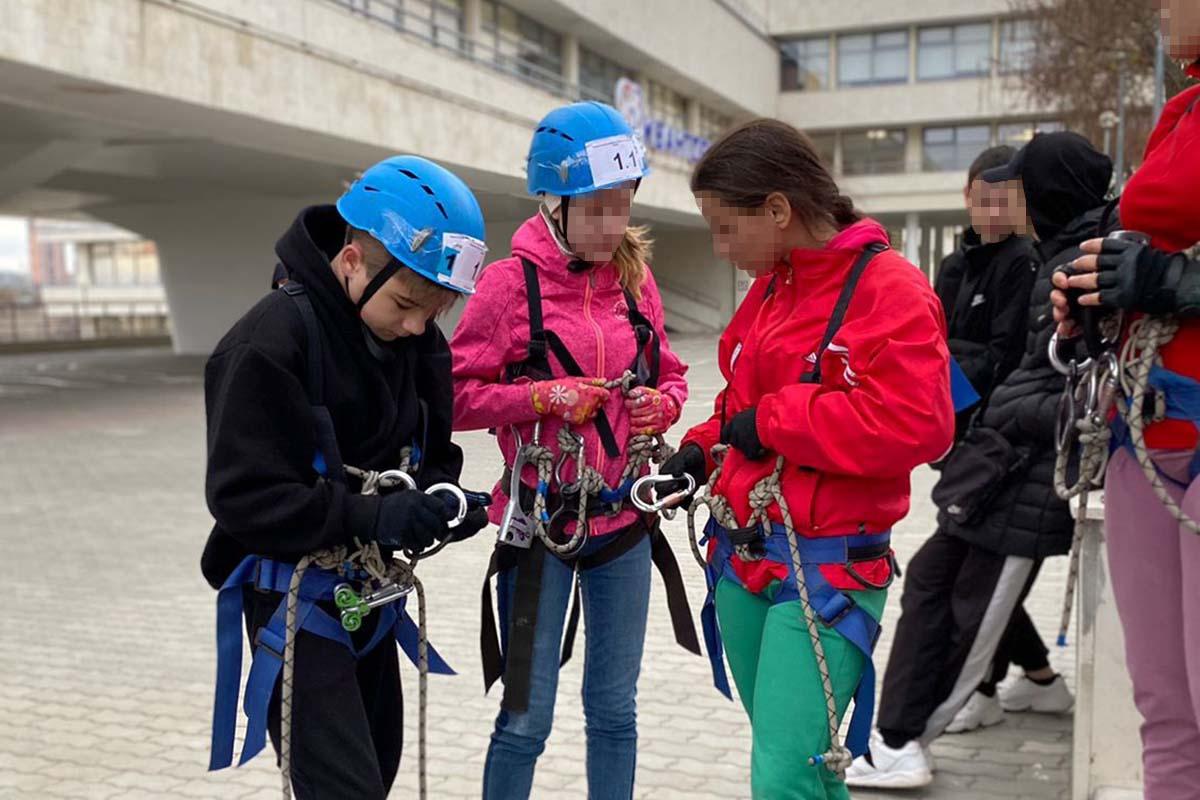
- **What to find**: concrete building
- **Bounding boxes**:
[0,0,1062,350]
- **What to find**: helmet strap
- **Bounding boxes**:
[355,259,401,312]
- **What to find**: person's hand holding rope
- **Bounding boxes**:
[624,385,677,435]
[530,377,611,424]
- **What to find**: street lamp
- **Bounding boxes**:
[1099,110,1119,158]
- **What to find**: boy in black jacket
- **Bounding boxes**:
[935,145,1038,441]
[203,155,491,799]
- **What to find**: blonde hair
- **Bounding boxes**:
[612,225,653,301]
[347,227,459,315]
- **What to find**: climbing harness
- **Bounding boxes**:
[208,282,465,800]
[680,243,892,779]
[480,255,698,713]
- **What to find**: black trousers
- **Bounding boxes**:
[876,527,1041,745]
[245,587,404,800]
[981,604,1052,694]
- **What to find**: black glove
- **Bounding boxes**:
[448,506,490,543]
[721,407,767,460]
[374,490,452,552]
[658,443,709,497]
[1095,237,1188,315]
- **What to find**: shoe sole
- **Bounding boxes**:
[845,770,934,789]
[1000,700,1075,714]
[945,713,1005,734]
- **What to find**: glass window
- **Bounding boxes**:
[647,81,687,132]
[922,125,992,171]
[997,119,1065,149]
[842,128,907,175]
[999,19,1035,74]
[807,132,838,170]
[918,23,992,80]
[698,106,732,140]
[432,0,464,48]
[838,30,909,87]
[481,1,562,90]
[580,47,629,103]
[780,36,830,91]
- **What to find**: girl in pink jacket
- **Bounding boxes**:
[450,102,695,800]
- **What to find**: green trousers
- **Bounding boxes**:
[715,577,887,800]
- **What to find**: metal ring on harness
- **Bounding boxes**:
[378,469,419,492]
[405,483,469,563]
[1049,331,1092,377]
[546,502,590,557]
[630,473,697,521]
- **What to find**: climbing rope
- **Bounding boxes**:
[277,448,438,800]
[516,370,675,555]
[684,445,853,777]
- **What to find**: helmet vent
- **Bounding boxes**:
[398,169,419,179]
[434,201,448,219]
[420,184,435,195]
[536,126,575,142]
[362,185,380,193]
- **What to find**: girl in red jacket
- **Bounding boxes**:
[659,119,954,799]
[1051,3,1200,796]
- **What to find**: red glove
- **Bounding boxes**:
[624,386,678,435]
[530,377,611,424]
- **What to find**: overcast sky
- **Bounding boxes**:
[0,216,28,274]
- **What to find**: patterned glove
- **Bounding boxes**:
[530,377,612,425]
[624,386,678,435]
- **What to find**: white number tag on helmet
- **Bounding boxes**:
[585,134,643,190]
[440,233,488,293]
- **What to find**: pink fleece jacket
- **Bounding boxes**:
[450,214,689,537]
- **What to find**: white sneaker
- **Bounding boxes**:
[945,691,1005,733]
[845,731,933,789]
[999,675,1075,714]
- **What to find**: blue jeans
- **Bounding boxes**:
[483,531,652,800]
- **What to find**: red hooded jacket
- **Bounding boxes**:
[681,219,954,590]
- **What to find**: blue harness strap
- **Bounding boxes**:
[1111,365,1200,483]
[698,521,888,758]
[209,556,455,771]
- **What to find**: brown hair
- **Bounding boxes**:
[690,118,860,231]
[346,227,459,314]
[612,225,652,301]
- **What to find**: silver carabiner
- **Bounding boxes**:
[497,425,533,548]
[377,469,418,492]
[1048,331,1092,377]
[631,473,697,520]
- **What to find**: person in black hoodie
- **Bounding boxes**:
[848,132,1114,790]
[203,155,492,799]
[935,145,1038,441]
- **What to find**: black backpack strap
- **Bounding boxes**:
[624,288,661,389]
[800,243,887,385]
[280,281,345,482]
[512,258,621,459]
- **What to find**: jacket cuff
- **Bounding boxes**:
[344,492,382,543]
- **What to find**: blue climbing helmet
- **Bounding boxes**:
[336,155,487,300]
[526,101,651,197]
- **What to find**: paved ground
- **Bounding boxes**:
[0,338,1074,799]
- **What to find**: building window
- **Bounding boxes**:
[837,30,909,87]
[999,19,1035,74]
[806,131,838,171]
[579,47,630,103]
[923,125,992,171]
[917,23,992,80]
[481,1,563,90]
[697,106,732,140]
[780,36,830,91]
[647,80,687,133]
[997,119,1065,149]
[842,128,907,175]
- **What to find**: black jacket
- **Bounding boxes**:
[939,204,1118,559]
[200,205,463,588]
[935,229,1038,438]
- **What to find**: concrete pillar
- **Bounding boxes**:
[462,0,482,54]
[562,33,581,96]
[685,97,701,135]
[94,195,322,354]
[903,211,922,268]
[1073,497,1144,800]
[906,123,924,173]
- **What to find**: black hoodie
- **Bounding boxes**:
[939,137,1115,559]
[200,206,463,588]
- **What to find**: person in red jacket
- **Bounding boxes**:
[659,118,953,799]
[1050,3,1200,796]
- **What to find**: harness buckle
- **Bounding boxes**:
[821,593,859,629]
[252,627,284,661]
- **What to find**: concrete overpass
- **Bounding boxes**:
[0,0,778,352]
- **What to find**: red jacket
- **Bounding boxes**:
[681,219,954,590]
[1120,65,1200,449]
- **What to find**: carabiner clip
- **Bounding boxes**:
[377,469,418,492]
[631,473,697,521]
